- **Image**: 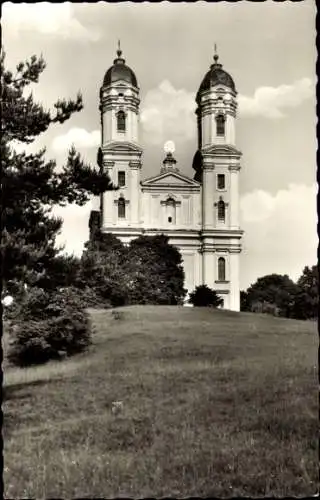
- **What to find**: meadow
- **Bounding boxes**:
[3,306,318,498]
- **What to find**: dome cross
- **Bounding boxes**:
[213,43,219,64]
[117,39,122,58]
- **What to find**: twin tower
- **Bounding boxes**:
[90,45,243,310]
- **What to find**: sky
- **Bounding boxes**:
[2,1,317,290]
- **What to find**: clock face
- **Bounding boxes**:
[164,140,175,154]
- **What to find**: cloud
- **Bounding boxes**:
[238,78,314,119]
[9,140,36,154]
[140,77,314,148]
[140,80,196,146]
[240,183,317,288]
[53,202,92,257]
[240,189,275,222]
[240,183,317,224]
[2,2,99,41]
[52,128,100,152]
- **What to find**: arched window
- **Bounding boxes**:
[216,114,225,136]
[118,171,126,187]
[117,110,126,132]
[217,199,225,222]
[118,197,126,218]
[218,257,226,281]
[217,174,225,190]
[166,197,176,224]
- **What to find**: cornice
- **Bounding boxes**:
[202,109,237,119]
[103,160,115,169]
[201,144,242,157]
[202,162,215,171]
[141,185,201,193]
[160,199,182,206]
[114,199,130,205]
[200,229,244,238]
[129,161,142,170]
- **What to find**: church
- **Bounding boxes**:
[89,45,244,311]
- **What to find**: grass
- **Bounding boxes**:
[3,305,319,498]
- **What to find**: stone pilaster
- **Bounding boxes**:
[202,247,215,288]
[202,159,215,229]
[228,164,240,229]
[102,161,115,226]
[129,160,141,225]
[229,249,241,311]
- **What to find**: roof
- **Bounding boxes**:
[103,46,137,88]
[197,52,236,101]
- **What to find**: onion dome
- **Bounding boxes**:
[103,41,138,88]
[197,48,236,101]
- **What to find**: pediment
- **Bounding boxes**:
[142,171,200,188]
[202,144,242,157]
[102,141,143,153]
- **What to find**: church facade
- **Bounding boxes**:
[89,46,243,311]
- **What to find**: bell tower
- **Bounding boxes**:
[98,42,143,231]
[195,46,243,311]
[196,46,238,150]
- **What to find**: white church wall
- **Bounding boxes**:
[219,293,231,310]
[181,196,190,225]
[229,251,240,311]
[141,188,201,231]
[102,112,112,145]
[129,168,140,225]
[225,114,235,144]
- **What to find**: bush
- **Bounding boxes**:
[7,287,92,366]
[189,285,224,308]
[251,300,280,316]
[60,286,111,310]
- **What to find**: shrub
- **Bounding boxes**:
[189,285,224,308]
[60,286,111,310]
[251,300,280,316]
[7,287,92,366]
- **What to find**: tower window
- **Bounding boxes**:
[218,257,226,281]
[217,174,225,190]
[217,199,225,222]
[216,114,225,136]
[117,110,126,132]
[118,197,126,219]
[118,171,126,187]
[166,197,176,224]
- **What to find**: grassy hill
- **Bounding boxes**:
[3,306,318,498]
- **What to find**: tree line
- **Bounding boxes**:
[240,267,318,320]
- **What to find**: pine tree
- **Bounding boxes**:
[1,51,114,294]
